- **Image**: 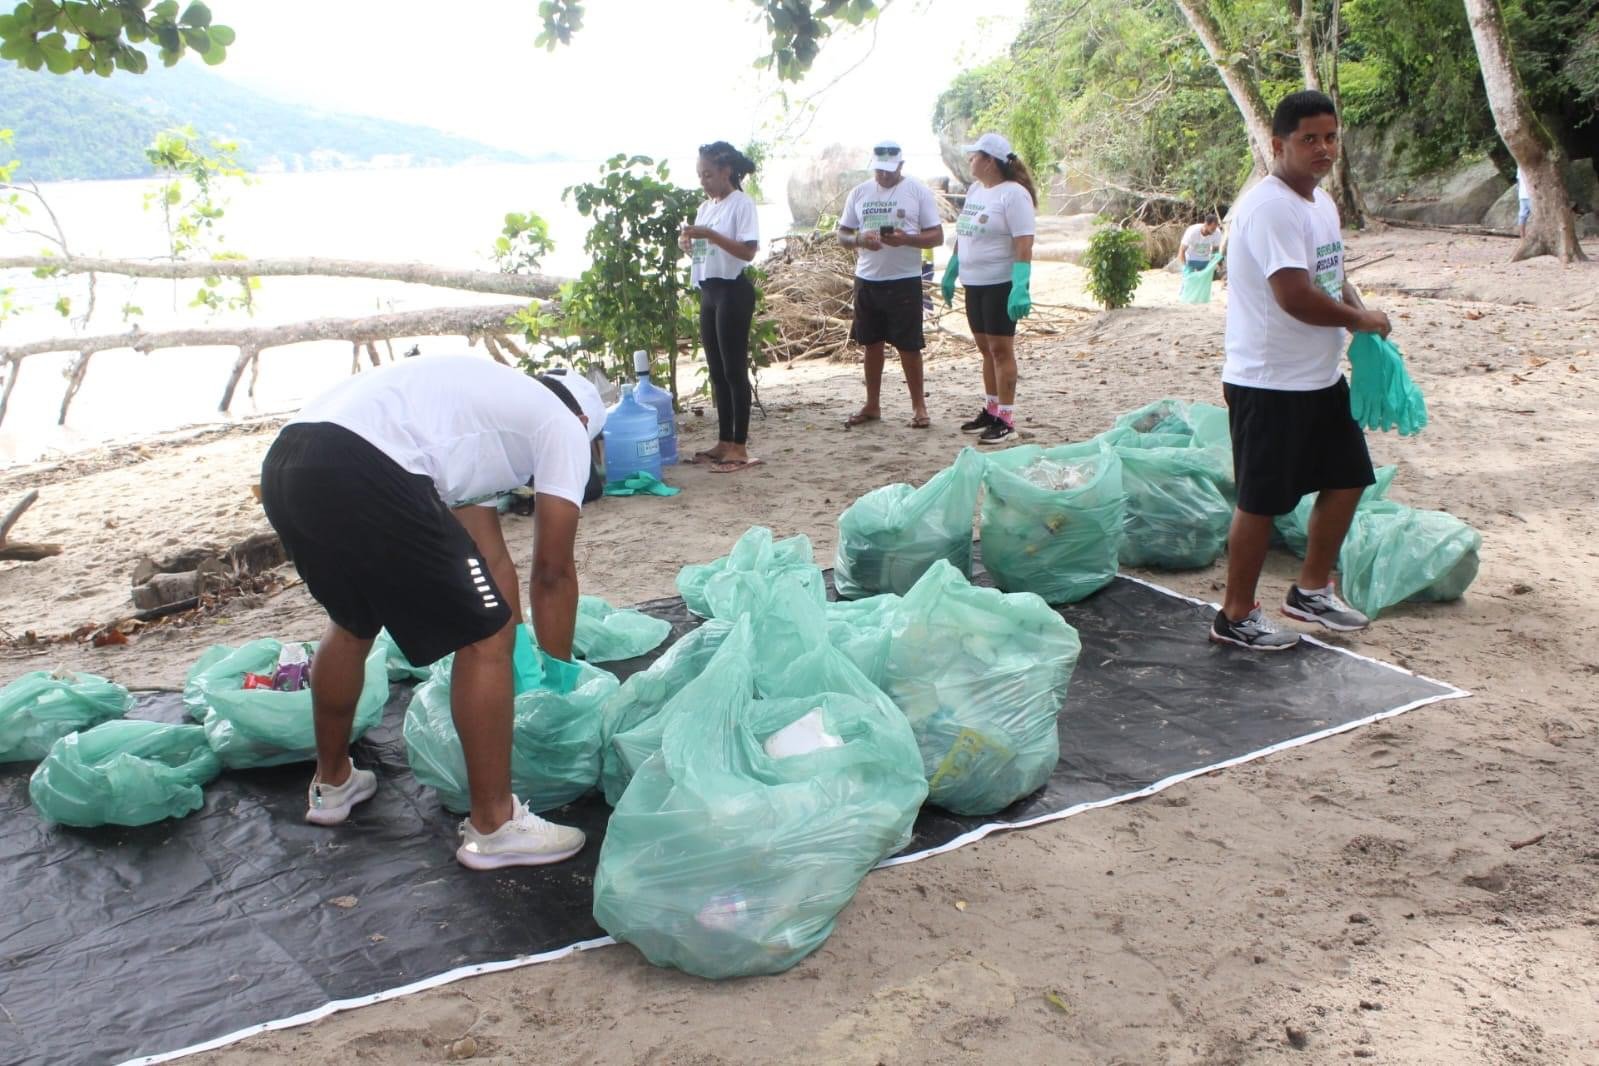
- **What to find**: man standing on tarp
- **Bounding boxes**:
[259,355,606,868]
[838,140,946,430]
[1211,90,1392,651]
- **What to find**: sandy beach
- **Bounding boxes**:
[2,227,1596,1064]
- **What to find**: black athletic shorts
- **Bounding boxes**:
[850,276,925,352]
[1224,378,1376,517]
[964,281,1017,338]
[259,422,512,666]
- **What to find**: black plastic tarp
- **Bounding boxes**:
[0,575,1464,1066]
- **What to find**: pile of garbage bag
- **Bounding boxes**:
[676,526,826,620]
[833,447,983,598]
[0,670,131,765]
[980,440,1126,603]
[573,595,672,663]
[29,720,220,827]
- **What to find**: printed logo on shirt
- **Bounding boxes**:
[691,238,709,264]
[1313,239,1343,298]
[860,198,903,233]
[955,201,985,237]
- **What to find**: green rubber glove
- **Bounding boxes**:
[511,623,541,693]
[1007,261,1032,321]
[940,254,959,307]
[537,649,583,695]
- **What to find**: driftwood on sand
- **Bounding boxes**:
[0,490,60,562]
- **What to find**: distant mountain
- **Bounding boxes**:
[0,62,546,181]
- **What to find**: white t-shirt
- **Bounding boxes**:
[1516,166,1531,200]
[954,181,1036,286]
[291,355,592,508]
[1181,223,1224,262]
[840,175,943,282]
[1222,176,1347,392]
[690,190,759,287]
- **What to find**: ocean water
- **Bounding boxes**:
[0,157,833,465]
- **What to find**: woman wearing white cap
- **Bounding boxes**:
[940,132,1037,445]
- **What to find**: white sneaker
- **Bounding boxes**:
[305,764,378,826]
[455,798,586,870]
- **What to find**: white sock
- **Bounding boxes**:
[984,393,999,413]
[997,404,1015,426]
[1297,582,1332,596]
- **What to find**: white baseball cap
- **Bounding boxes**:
[869,140,905,171]
[542,366,607,440]
[961,132,1015,161]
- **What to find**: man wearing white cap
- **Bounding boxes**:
[258,354,606,869]
[838,140,946,429]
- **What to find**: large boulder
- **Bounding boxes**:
[938,118,975,185]
[1380,158,1510,226]
[787,145,869,229]
[1031,214,1099,264]
[1043,168,1145,218]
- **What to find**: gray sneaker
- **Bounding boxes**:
[1283,583,1370,632]
[1210,606,1301,651]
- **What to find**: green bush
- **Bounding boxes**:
[1083,225,1146,310]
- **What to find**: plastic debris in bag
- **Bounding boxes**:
[833,447,984,598]
[980,439,1126,604]
[1179,254,1222,303]
[875,560,1080,815]
[183,639,388,769]
[592,616,927,979]
[373,629,431,683]
[599,620,734,805]
[1101,428,1233,570]
[823,594,901,684]
[1273,466,1397,557]
[404,655,619,813]
[1112,398,1234,499]
[29,720,221,827]
[0,670,132,765]
[1348,332,1427,436]
[573,595,672,663]
[1336,501,1481,618]
[675,526,826,620]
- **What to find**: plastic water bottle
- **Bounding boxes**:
[631,350,678,466]
[603,384,663,483]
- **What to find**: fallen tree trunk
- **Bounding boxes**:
[0,489,60,562]
[0,302,537,423]
[0,254,569,299]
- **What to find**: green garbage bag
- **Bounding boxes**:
[1112,398,1234,498]
[592,616,927,979]
[676,526,826,620]
[28,720,221,827]
[573,595,672,663]
[1179,254,1222,303]
[183,639,389,769]
[876,560,1080,815]
[403,656,618,813]
[0,670,131,765]
[1273,465,1397,557]
[373,629,431,683]
[833,447,984,598]
[599,620,735,805]
[1101,428,1233,570]
[1336,501,1481,619]
[1348,332,1427,436]
[824,594,901,683]
[980,439,1126,604]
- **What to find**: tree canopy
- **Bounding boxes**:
[0,0,232,75]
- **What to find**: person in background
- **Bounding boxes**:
[941,132,1036,445]
[681,141,762,473]
[1516,164,1532,239]
[257,355,607,868]
[1211,90,1392,651]
[837,140,946,429]
[1180,213,1225,273]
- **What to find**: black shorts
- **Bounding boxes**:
[850,276,925,352]
[964,281,1017,338]
[1224,378,1376,516]
[259,422,512,666]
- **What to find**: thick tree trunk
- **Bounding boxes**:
[1289,0,1322,91]
[1462,0,1588,262]
[1172,0,1275,175]
[0,254,568,298]
[1324,0,1365,227]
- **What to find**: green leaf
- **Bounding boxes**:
[153,0,180,20]
[207,23,233,45]
[181,27,208,51]
[180,1,211,27]
[54,295,70,316]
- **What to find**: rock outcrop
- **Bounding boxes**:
[786,145,870,229]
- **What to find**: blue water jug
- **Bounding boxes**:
[632,350,679,465]
[604,383,663,483]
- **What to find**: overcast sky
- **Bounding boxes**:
[204,0,1026,159]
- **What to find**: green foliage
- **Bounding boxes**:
[493,211,555,274]
[752,0,878,82]
[535,0,583,50]
[0,0,233,76]
[522,155,700,400]
[141,125,253,313]
[1082,225,1145,310]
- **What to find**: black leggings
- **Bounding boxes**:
[698,274,756,445]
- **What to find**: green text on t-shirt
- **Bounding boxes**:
[1313,239,1343,298]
